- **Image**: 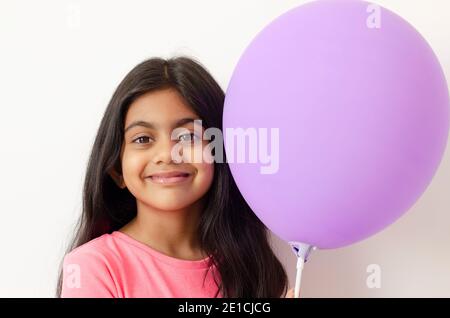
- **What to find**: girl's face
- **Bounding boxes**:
[114,88,214,211]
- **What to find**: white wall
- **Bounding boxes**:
[0,0,449,297]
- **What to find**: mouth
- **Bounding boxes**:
[146,171,192,185]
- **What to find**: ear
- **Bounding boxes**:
[108,167,126,189]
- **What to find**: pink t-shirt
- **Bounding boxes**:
[61,231,222,298]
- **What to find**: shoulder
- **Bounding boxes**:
[61,233,120,298]
[64,233,116,263]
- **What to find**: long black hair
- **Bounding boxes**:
[56,56,288,297]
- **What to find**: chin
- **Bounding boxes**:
[150,199,196,212]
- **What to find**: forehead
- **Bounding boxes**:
[124,88,197,126]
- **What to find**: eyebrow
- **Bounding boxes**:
[124,117,200,134]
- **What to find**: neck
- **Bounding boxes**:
[120,198,207,261]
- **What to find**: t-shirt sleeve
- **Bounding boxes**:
[61,248,118,298]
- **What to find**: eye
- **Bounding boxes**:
[178,132,200,143]
[132,136,153,144]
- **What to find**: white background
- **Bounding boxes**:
[0,0,449,297]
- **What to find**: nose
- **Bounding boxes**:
[151,135,176,165]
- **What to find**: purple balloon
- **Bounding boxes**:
[223,0,449,249]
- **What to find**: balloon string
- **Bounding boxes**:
[294,256,305,298]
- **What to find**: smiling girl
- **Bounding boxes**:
[56,56,289,298]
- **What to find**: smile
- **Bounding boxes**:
[146,171,192,185]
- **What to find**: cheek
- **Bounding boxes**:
[193,162,214,193]
[179,141,216,164]
[121,150,146,182]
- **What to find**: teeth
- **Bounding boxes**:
[151,174,188,178]
[150,174,189,180]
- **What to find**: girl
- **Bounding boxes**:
[56,56,289,298]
